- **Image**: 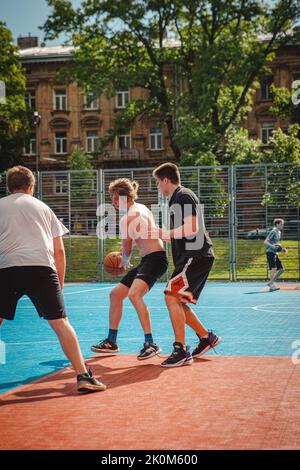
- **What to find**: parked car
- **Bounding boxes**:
[246,227,272,240]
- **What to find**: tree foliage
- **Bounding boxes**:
[0,22,29,171]
[43,0,300,162]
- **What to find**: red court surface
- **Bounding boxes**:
[0,355,299,450]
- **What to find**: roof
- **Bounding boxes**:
[19,45,75,63]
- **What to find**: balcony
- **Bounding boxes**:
[104,149,140,160]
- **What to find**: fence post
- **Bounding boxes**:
[229,166,237,281]
[98,169,104,282]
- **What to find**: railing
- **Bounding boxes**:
[104,149,139,159]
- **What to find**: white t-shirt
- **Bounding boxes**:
[0,193,69,271]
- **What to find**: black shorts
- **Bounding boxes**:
[165,255,214,304]
[120,251,168,290]
[267,252,283,270]
[0,266,67,321]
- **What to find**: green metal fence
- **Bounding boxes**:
[0,164,299,281]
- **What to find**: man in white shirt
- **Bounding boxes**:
[0,166,106,393]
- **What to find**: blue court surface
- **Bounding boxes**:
[1,281,300,394]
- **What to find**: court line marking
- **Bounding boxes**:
[17,305,255,309]
[253,303,300,313]
[19,285,113,302]
[4,336,299,346]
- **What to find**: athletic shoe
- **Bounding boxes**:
[192,330,222,358]
[77,369,107,393]
[269,285,280,292]
[91,338,119,354]
[160,342,193,368]
[137,342,161,360]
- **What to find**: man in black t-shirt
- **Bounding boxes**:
[151,163,222,367]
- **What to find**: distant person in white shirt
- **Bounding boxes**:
[0,166,106,393]
[91,178,168,360]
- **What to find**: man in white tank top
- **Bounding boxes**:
[91,178,168,360]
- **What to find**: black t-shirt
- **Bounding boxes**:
[168,186,214,264]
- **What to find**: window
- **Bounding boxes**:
[149,127,163,150]
[261,122,275,145]
[260,77,273,100]
[25,90,36,110]
[54,89,67,110]
[84,92,98,110]
[55,175,68,194]
[86,130,99,153]
[24,132,36,155]
[55,132,67,154]
[116,91,129,108]
[117,130,131,149]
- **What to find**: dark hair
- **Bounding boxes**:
[7,166,35,193]
[273,218,284,226]
[152,162,181,184]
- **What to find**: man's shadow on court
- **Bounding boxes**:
[0,356,211,406]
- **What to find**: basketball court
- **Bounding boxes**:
[1,281,300,449]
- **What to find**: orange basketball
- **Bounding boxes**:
[104,251,123,275]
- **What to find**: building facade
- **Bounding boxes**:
[19,36,299,171]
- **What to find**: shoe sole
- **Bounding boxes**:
[160,356,194,368]
[192,338,222,358]
[137,347,162,360]
[77,384,107,393]
[90,346,119,354]
[269,288,280,292]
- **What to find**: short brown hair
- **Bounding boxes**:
[7,166,35,193]
[273,218,284,226]
[108,178,139,201]
[152,162,181,184]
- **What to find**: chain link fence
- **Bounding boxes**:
[0,164,299,281]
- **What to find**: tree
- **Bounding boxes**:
[257,125,300,208]
[43,0,300,162]
[0,22,29,171]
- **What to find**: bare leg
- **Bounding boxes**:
[128,279,151,333]
[165,294,186,346]
[183,304,208,337]
[108,283,129,330]
[269,268,277,284]
[48,317,87,375]
[273,268,284,282]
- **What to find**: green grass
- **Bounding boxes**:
[63,237,300,282]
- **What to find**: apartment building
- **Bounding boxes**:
[18,35,299,171]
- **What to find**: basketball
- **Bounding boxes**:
[104,251,123,275]
[274,243,283,252]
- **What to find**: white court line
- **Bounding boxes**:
[63,286,113,296]
[18,305,254,309]
[5,336,299,346]
[19,285,113,302]
[253,303,300,313]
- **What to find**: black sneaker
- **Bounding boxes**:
[91,338,119,354]
[192,330,222,358]
[137,342,161,360]
[77,369,107,393]
[160,342,193,368]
